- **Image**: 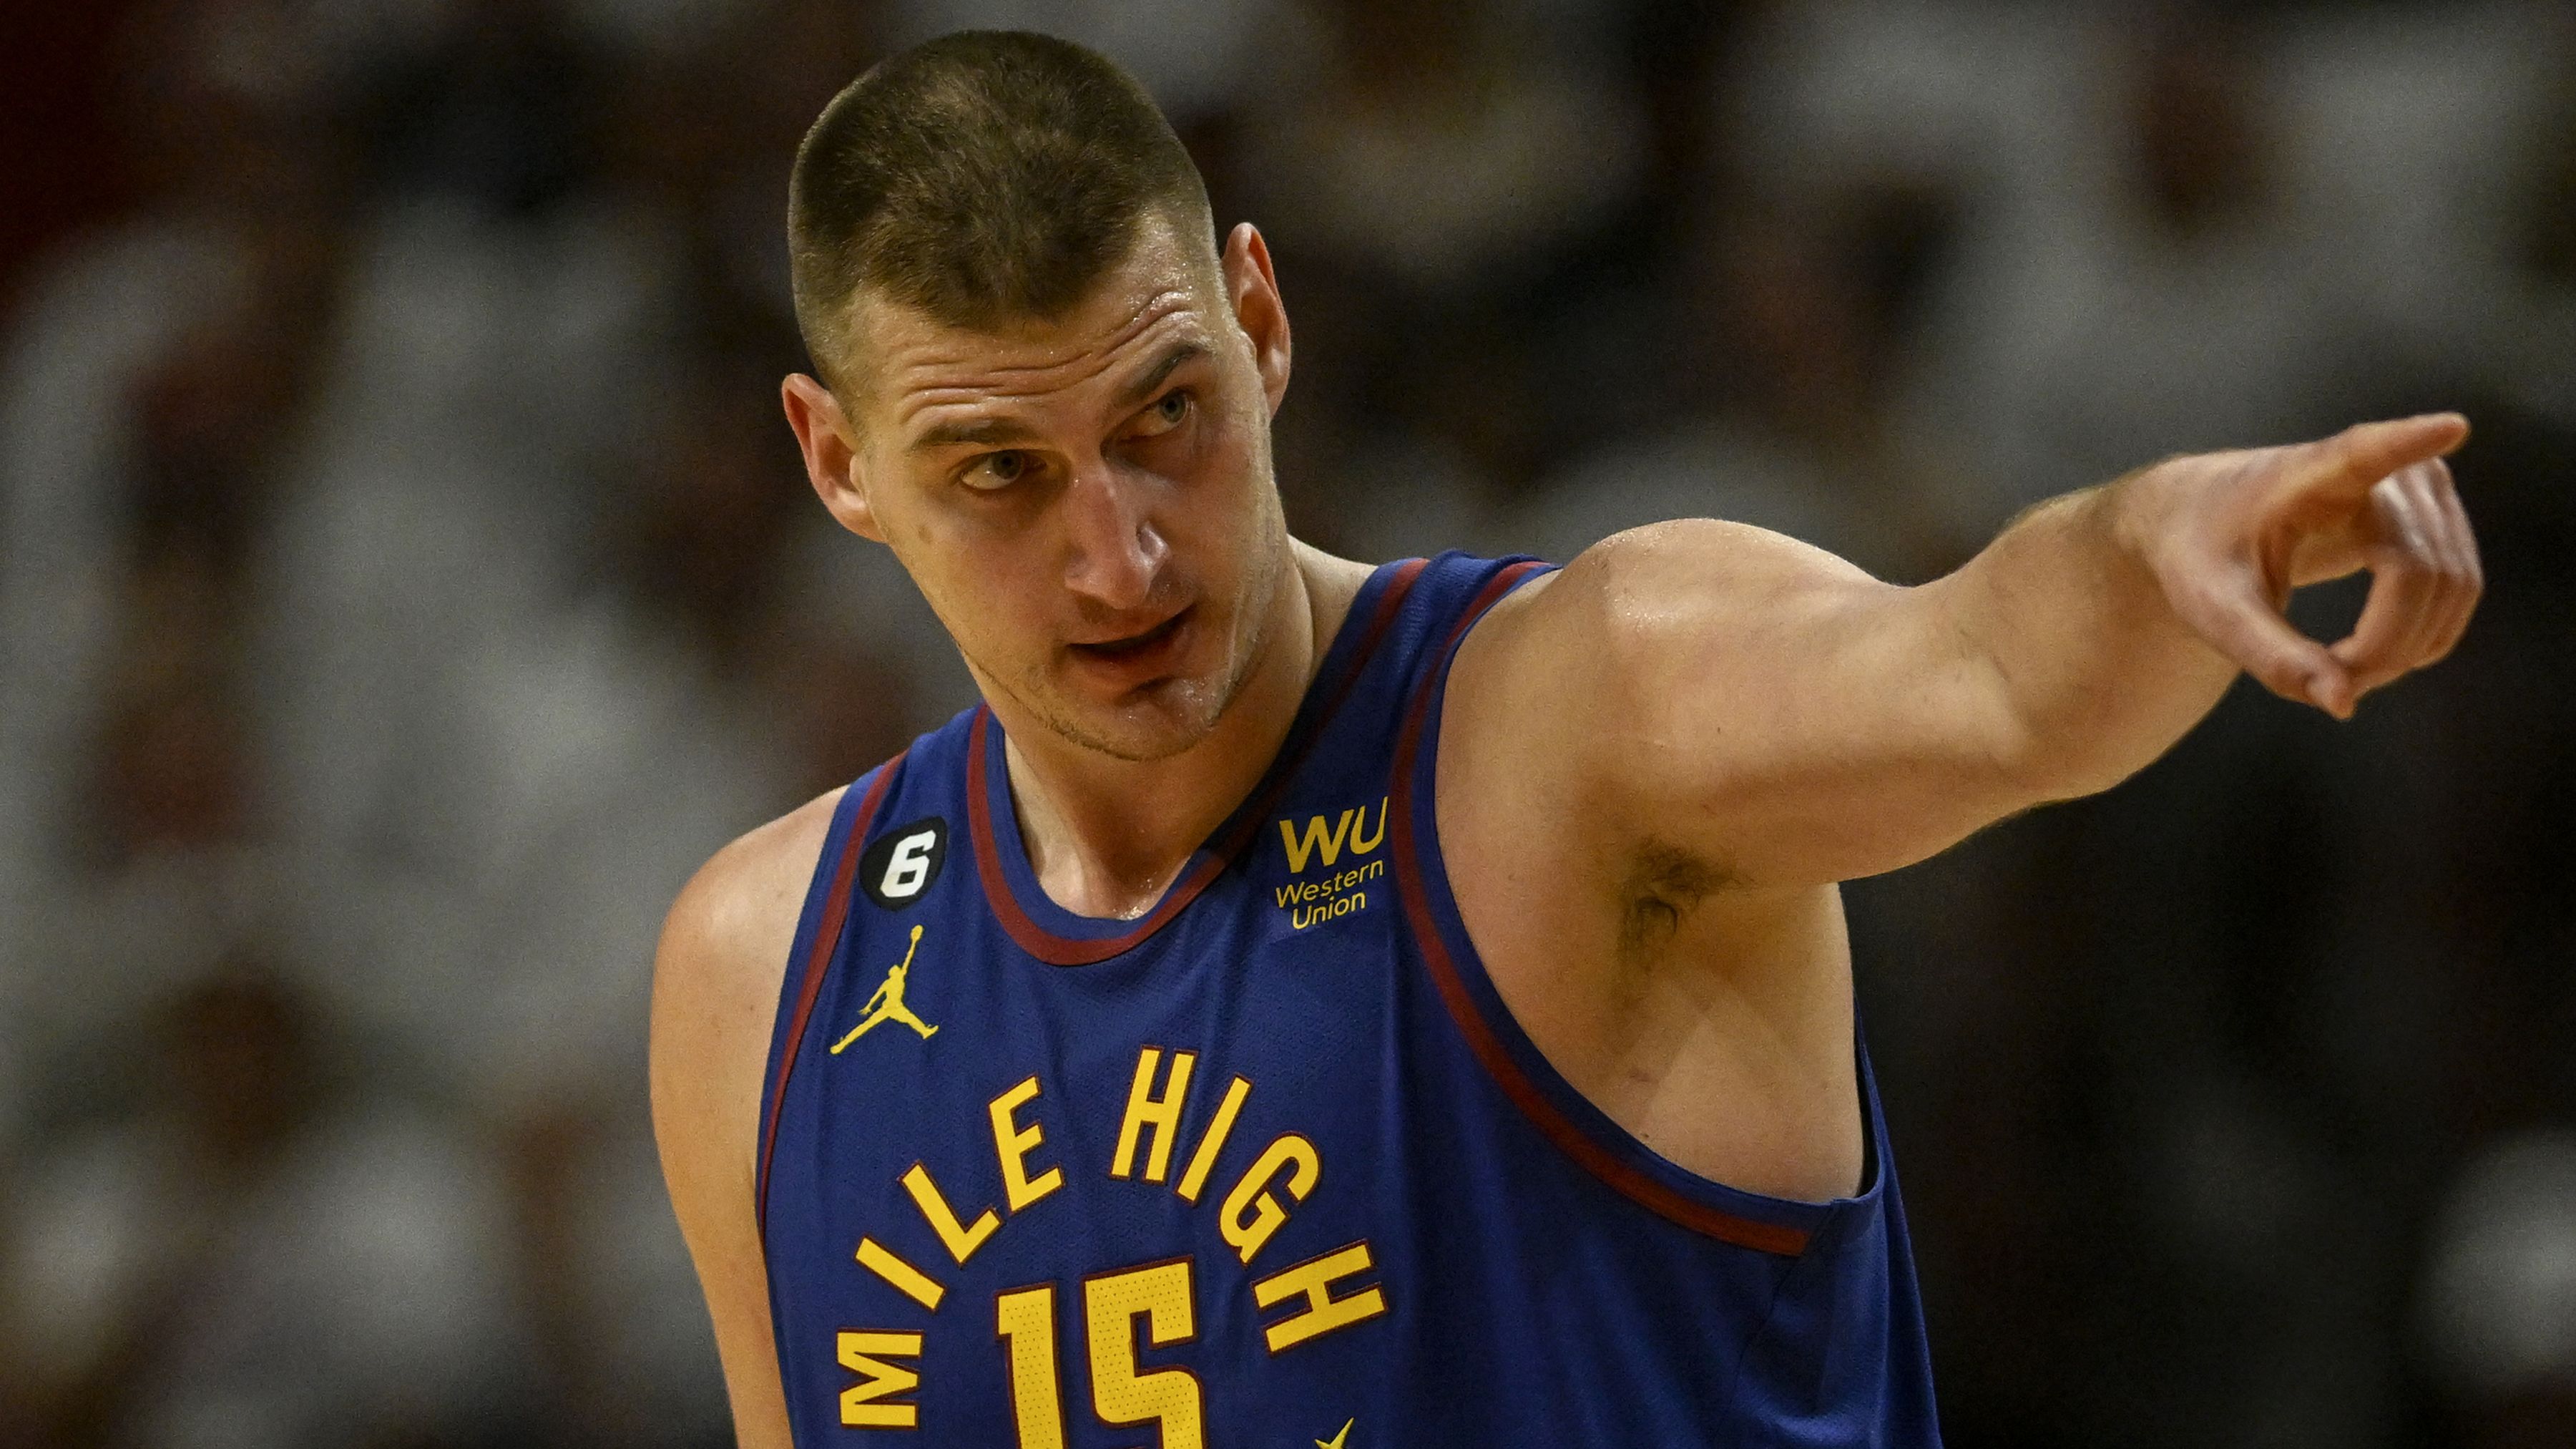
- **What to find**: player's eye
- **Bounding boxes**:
[1131,389,1191,437]
[961,450,1032,491]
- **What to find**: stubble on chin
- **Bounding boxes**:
[980,535,1292,764]
[1017,583,1282,763]
[1020,625,1261,763]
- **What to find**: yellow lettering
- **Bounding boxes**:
[1110,1048,1197,1183]
[1220,1133,1321,1264]
[1084,1259,1203,1448]
[856,1237,946,1310]
[1290,893,1367,930]
[837,1330,924,1428]
[1278,811,1353,873]
[996,1284,1067,1448]
[989,1075,1064,1212]
[901,1163,999,1265]
[1252,1241,1389,1352]
[1348,796,1388,855]
[1174,1075,1251,1204]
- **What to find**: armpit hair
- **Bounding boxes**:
[1615,838,1732,964]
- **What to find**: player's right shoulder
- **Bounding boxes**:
[650,786,847,1178]
[661,786,848,998]
[650,789,845,1449]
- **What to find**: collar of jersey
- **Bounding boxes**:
[966,556,1428,965]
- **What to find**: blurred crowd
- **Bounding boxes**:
[1,0,2570,1445]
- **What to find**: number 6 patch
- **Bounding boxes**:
[860,816,949,909]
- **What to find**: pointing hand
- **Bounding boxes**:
[2116,413,2482,718]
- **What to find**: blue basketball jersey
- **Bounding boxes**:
[756,552,1942,1446]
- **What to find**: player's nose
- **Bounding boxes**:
[1059,462,1167,611]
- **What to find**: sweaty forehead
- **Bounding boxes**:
[850,230,1223,431]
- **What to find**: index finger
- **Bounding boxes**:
[2293,413,2471,501]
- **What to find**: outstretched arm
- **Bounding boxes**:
[1461,414,2481,889]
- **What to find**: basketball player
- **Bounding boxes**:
[650,31,2482,1448]
[831,926,937,1048]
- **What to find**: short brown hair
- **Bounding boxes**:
[788,31,1215,392]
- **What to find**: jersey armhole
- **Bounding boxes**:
[1386,562,1869,1257]
[755,753,905,1240]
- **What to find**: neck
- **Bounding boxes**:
[996,541,1371,919]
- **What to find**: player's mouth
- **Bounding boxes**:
[1066,605,1195,686]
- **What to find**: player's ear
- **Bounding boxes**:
[1222,222,1291,416]
[783,372,886,544]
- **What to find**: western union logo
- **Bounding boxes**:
[1277,797,1389,874]
[1274,799,1389,930]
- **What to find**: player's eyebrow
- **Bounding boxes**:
[908,416,1041,453]
[1110,340,1208,414]
[904,339,1209,454]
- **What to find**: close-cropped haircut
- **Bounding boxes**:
[788,31,1216,394]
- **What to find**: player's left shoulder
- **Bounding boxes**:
[1435,522,1888,938]
[1448,521,1882,789]
[1478,519,1872,663]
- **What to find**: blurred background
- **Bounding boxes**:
[1,0,2570,1444]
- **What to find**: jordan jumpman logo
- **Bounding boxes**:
[831,924,938,1050]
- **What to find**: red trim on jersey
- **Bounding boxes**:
[969,559,1428,967]
[1388,565,1814,1258]
[757,756,901,1239]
